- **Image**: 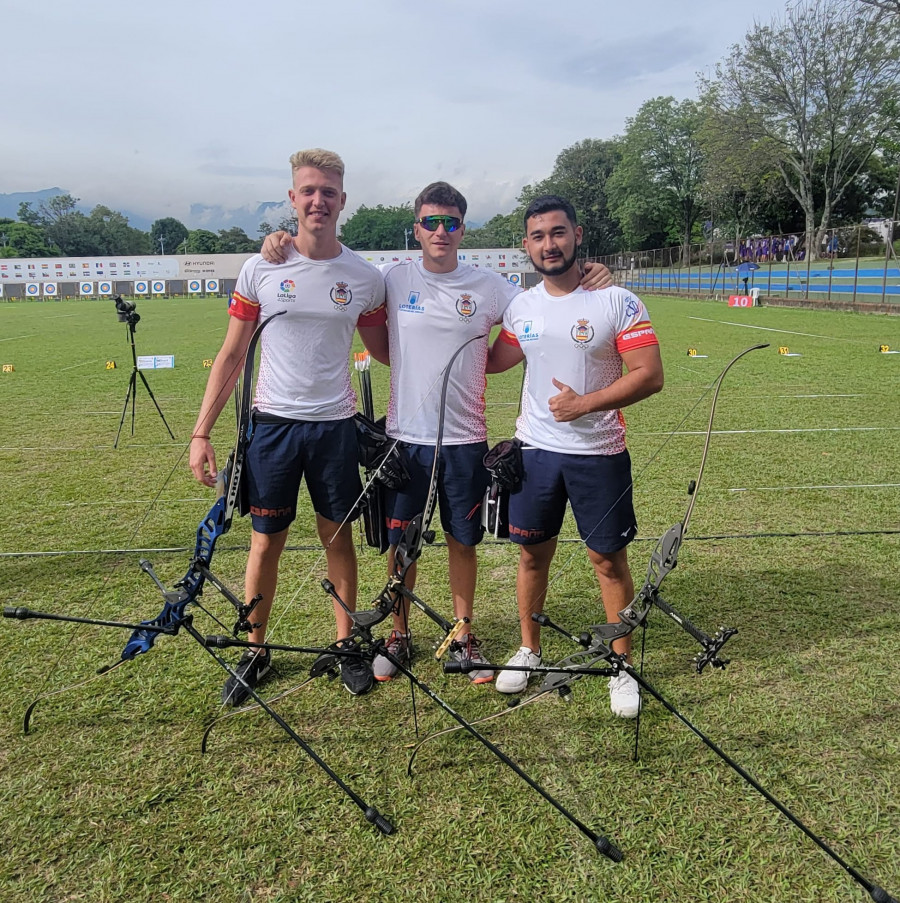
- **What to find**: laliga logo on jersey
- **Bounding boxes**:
[277,278,297,301]
[455,293,477,319]
[571,318,594,345]
[330,281,352,307]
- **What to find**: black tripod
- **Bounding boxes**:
[113,297,175,448]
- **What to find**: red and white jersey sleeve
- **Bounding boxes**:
[499,284,658,455]
[228,245,385,421]
[383,260,520,444]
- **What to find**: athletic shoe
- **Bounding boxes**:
[372,631,411,682]
[449,633,494,684]
[221,648,271,707]
[340,646,374,696]
[609,670,641,718]
[495,646,542,694]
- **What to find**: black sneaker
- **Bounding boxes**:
[339,645,374,696]
[221,648,271,707]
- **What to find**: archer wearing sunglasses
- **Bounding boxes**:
[415,214,463,233]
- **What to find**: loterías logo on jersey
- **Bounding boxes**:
[455,293,477,319]
[399,290,425,314]
[571,318,594,345]
[330,281,352,307]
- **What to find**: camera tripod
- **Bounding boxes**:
[114,305,175,448]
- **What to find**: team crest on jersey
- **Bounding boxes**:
[456,293,477,318]
[330,281,352,306]
[571,318,594,345]
[625,296,640,318]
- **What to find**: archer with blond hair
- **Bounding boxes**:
[190,148,390,703]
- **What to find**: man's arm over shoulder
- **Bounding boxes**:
[260,231,293,264]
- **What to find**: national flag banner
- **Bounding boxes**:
[205,279,220,293]
[25,283,40,296]
[188,279,201,293]
[134,280,149,295]
[151,280,165,294]
[79,282,94,296]
[98,281,112,295]
[43,283,58,296]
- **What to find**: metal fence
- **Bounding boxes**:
[594,221,900,309]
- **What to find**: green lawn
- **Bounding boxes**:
[0,295,898,903]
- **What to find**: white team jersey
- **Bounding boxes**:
[382,259,521,444]
[229,244,385,421]
[499,284,658,455]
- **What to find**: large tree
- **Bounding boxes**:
[339,204,417,251]
[18,194,92,255]
[519,139,622,256]
[607,98,704,261]
[859,0,900,13]
[216,227,259,254]
[460,212,522,249]
[0,219,53,257]
[150,217,189,254]
[86,206,151,255]
[707,0,900,258]
[185,229,221,253]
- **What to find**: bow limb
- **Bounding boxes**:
[122,310,286,659]
[393,333,487,580]
[586,343,769,662]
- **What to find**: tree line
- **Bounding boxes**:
[2,195,262,260]
[3,2,897,264]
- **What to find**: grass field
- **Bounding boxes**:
[0,294,898,903]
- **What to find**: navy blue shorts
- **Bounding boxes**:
[244,415,362,534]
[385,442,489,547]
[508,447,636,554]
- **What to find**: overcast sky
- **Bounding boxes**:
[2,0,795,229]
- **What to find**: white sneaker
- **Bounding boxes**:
[609,671,641,718]
[495,646,541,694]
